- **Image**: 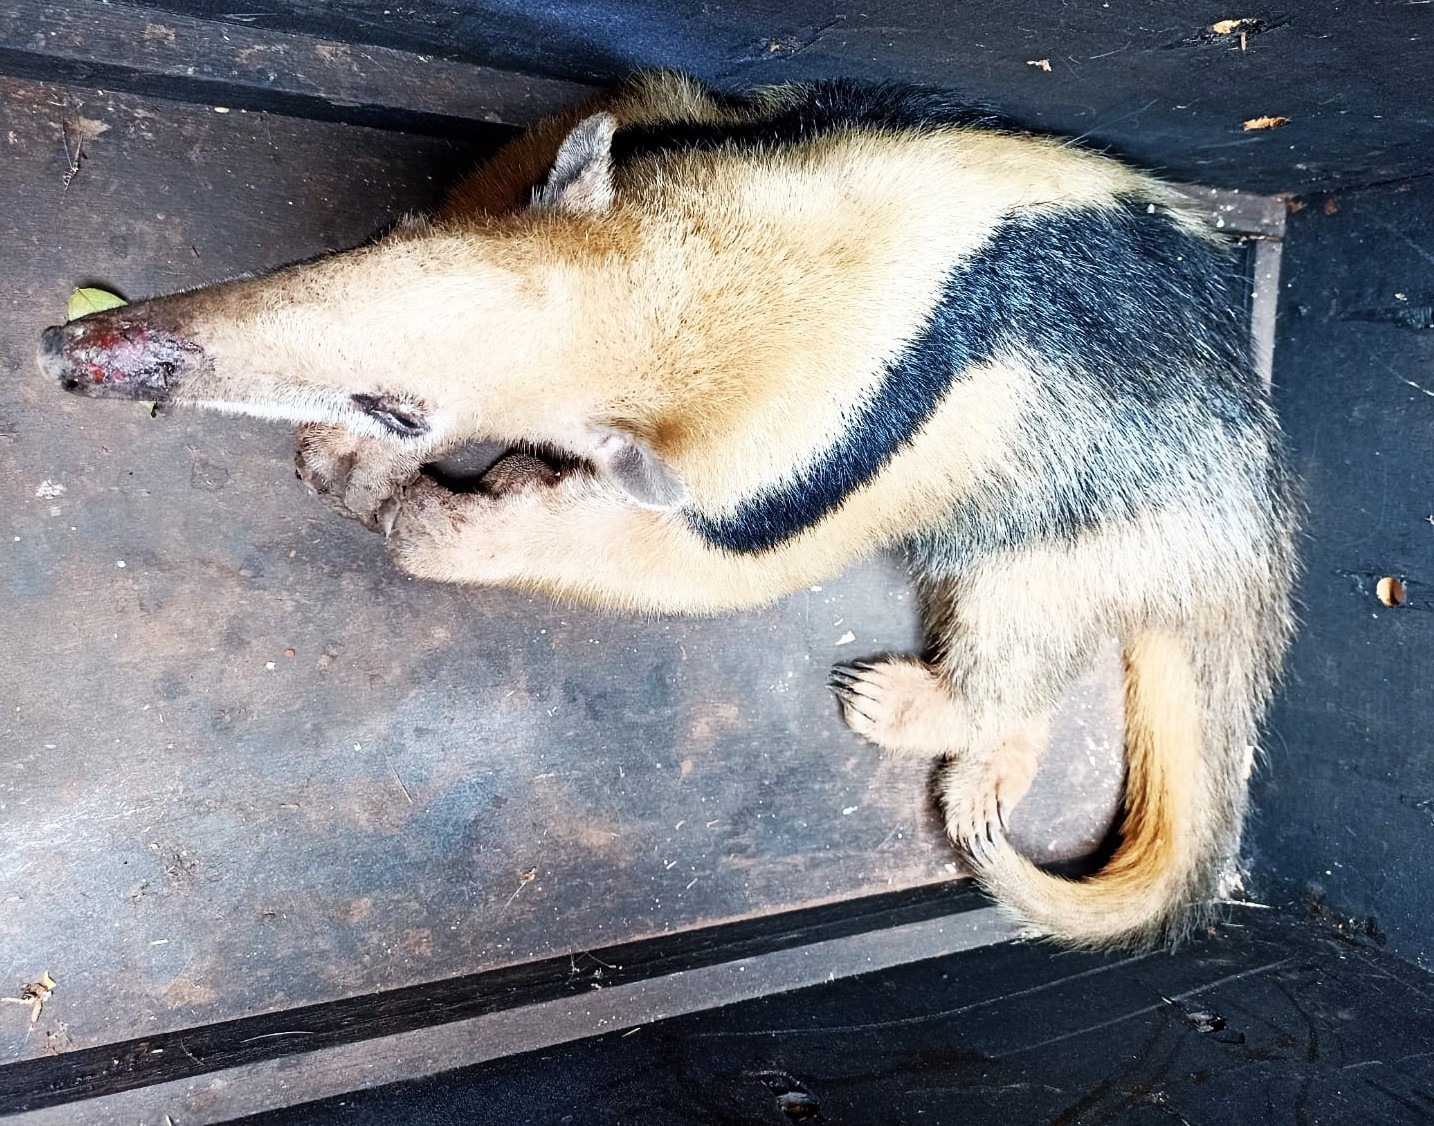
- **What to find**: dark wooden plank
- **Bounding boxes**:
[0,884,989,1114]
[0,0,594,135]
[239,909,1434,1126]
[90,0,1434,194]
[0,74,1124,1063]
[1257,176,1434,974]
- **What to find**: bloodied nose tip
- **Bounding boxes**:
[38,322,95,394]
[39,316,200,400]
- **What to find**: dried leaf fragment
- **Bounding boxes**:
[67,286,127,320]
[1242,115,1290,131]
[66,117,109,146]
[1377,576,1406,607]
[60,116,109,188]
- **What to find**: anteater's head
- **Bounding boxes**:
[37,113,650,467]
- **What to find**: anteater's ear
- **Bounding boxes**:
[533,113,617,214]
[591,431,689,509]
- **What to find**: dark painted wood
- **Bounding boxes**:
[75,0,1434,194]
[1257,174,1434,974]
[0,75,1124,1066]
[231,909,1434,1126]
[0,884,986,1114]
[0,0,591,135]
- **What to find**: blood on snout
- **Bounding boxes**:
[68,322,197,387]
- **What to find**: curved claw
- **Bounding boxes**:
[827,682,874,722]
[966,829,996,862]
[378,495,401,538]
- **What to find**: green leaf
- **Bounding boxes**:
[67,287,128,320]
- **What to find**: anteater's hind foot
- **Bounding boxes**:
[936,711,1051,857]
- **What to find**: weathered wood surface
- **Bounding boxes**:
[253,911,1434,1126]
[0,75,1123,1062]
[0,0,592,133]
[27,0,1434,194]
[1256,176,1434,974]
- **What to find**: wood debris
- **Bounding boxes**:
[502,867,538,910]
[60,116,108,190]
[1377,576,1407,608]
[1242,115,1290,131]
[2,972,58,1023]
[1209,17,1266,51]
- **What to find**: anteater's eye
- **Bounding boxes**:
[372,407,422,435]
[351,393,427,437]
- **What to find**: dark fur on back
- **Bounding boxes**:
[690,198,1288,565]
[612,78,1013,168]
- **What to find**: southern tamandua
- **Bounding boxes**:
[39,72,1298,948]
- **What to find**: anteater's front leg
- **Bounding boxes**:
[383,473,840,615]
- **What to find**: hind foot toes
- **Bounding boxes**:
[829,657,966,757]
[936,713,1050,860]
[939,762,1011,860]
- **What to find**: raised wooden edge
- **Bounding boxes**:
[16,907,1018,1125]
[1173,184,1287,386]
[0,0,596,134]
[0,881,990,1116]
[1172,184,1288,240]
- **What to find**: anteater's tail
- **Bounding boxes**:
[966,630,1267,949]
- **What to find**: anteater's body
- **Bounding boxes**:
[40,72,1297,947]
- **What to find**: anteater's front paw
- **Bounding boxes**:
[383,476,472,580]
[295,423,420,531]
[477,452,562,497]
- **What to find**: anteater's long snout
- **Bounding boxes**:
[39,311,205,400]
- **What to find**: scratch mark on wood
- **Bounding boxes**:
[385,755,414,804]
[689,953,1155,1040]
[997,957,1298,1059]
